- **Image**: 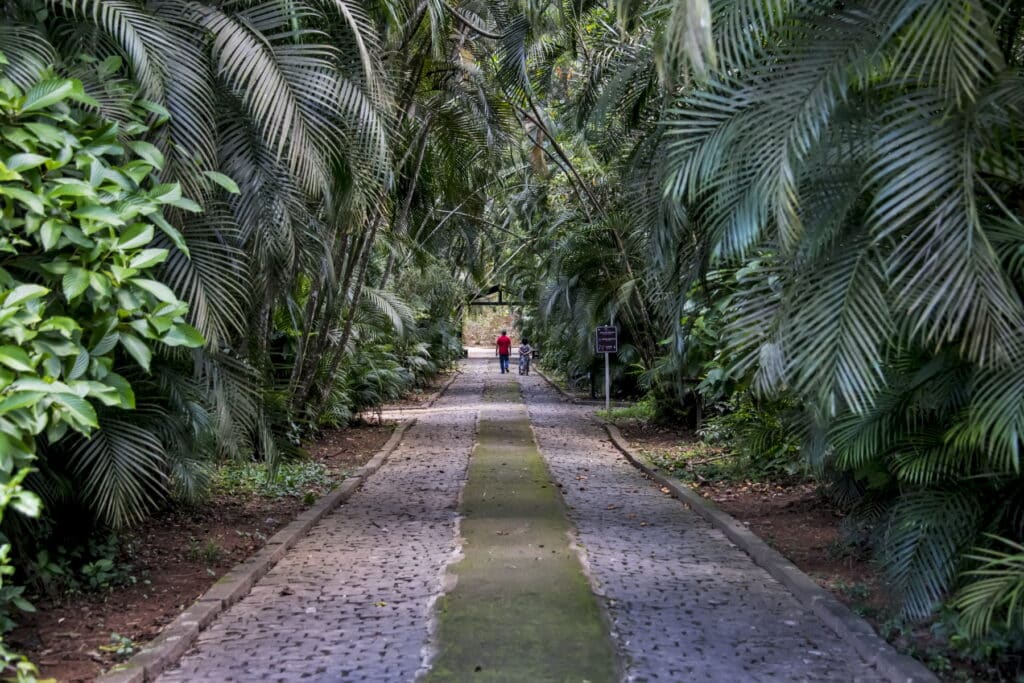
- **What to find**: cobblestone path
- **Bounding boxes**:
[156,365,484,682]
[521,372,884,682]
[155,359,885,682]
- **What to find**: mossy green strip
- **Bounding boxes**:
[428,380,617,682]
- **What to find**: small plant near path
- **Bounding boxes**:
[98,633,135,661]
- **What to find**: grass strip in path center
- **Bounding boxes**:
[427,379,617,682]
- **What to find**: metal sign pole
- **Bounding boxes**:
[605,314,612,412]
[595,320,617,412]
[604,350,610,412]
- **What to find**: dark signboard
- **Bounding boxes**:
[595,325,618,354]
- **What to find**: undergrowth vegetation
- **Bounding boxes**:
[212,462,335,501]
[0,0,493,671]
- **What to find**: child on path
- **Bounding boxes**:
[496,330,512,373]
[518,339,532,375]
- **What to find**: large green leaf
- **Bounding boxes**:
[19,78,90,112]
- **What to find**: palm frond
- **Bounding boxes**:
[0,24,57,88]
[50,0,173,100]
[878,489,982,618]
[953,535,1024,638]
[66,408,169,528]
[786,238,891,415]
[191,1,335,192]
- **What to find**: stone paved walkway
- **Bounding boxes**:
[156,366,483,682]
[520,371,883,682]
[155,358,885,682]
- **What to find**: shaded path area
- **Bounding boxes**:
[153,358,885,682]
[156,367,483,682]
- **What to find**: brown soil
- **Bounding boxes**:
[10,423,395,683]
[695,480,885,610]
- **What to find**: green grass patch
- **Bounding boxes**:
[212,461,337,499]
[595,395,657,424]
[428,380,618,682]
[644,436,810,485]
[644,442,743,483]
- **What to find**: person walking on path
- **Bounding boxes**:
[518,338,532,375]
[496,330,512,373]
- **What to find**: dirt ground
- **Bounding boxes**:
[10,423,395,683]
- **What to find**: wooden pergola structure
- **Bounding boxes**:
[468,285,523,307]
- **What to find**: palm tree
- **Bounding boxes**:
[503,0,1024,638]
[0,0,392,523]
[1,0,535,524]
[653,0,1024,630]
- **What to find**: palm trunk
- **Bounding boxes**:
[311,215,383,405]
[379,118,432,291]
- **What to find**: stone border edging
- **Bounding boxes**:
[601,423,937,683]
[96,420,414,683]
[424,368,460,408]
[534,368,577,403]
[97,369,461,683]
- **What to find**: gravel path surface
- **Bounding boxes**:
[156,365,483,683]
[520,371,884,683]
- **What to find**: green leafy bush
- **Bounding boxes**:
[597,395,657,424]
[213,461,335,499]
[700,395,809,481]
[0,77,202,463]
[26,532,138,600]
[0,73,203,673]
[0,75,203,521]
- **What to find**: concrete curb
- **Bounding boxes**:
[601,423,937,683]
[424,369,460,408]
[97,368,462,683]
[534,367,578,403]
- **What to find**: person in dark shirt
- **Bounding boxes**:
[496,330,512,373]
[518,338,532,375]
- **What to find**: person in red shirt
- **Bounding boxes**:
[495,330,512,374]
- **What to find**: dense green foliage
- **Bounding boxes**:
[0,77,203,520]
[0,0,514,669]
[0,0,1021,676]
[0,73,203,676]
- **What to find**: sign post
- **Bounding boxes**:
[595,321,618,412]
